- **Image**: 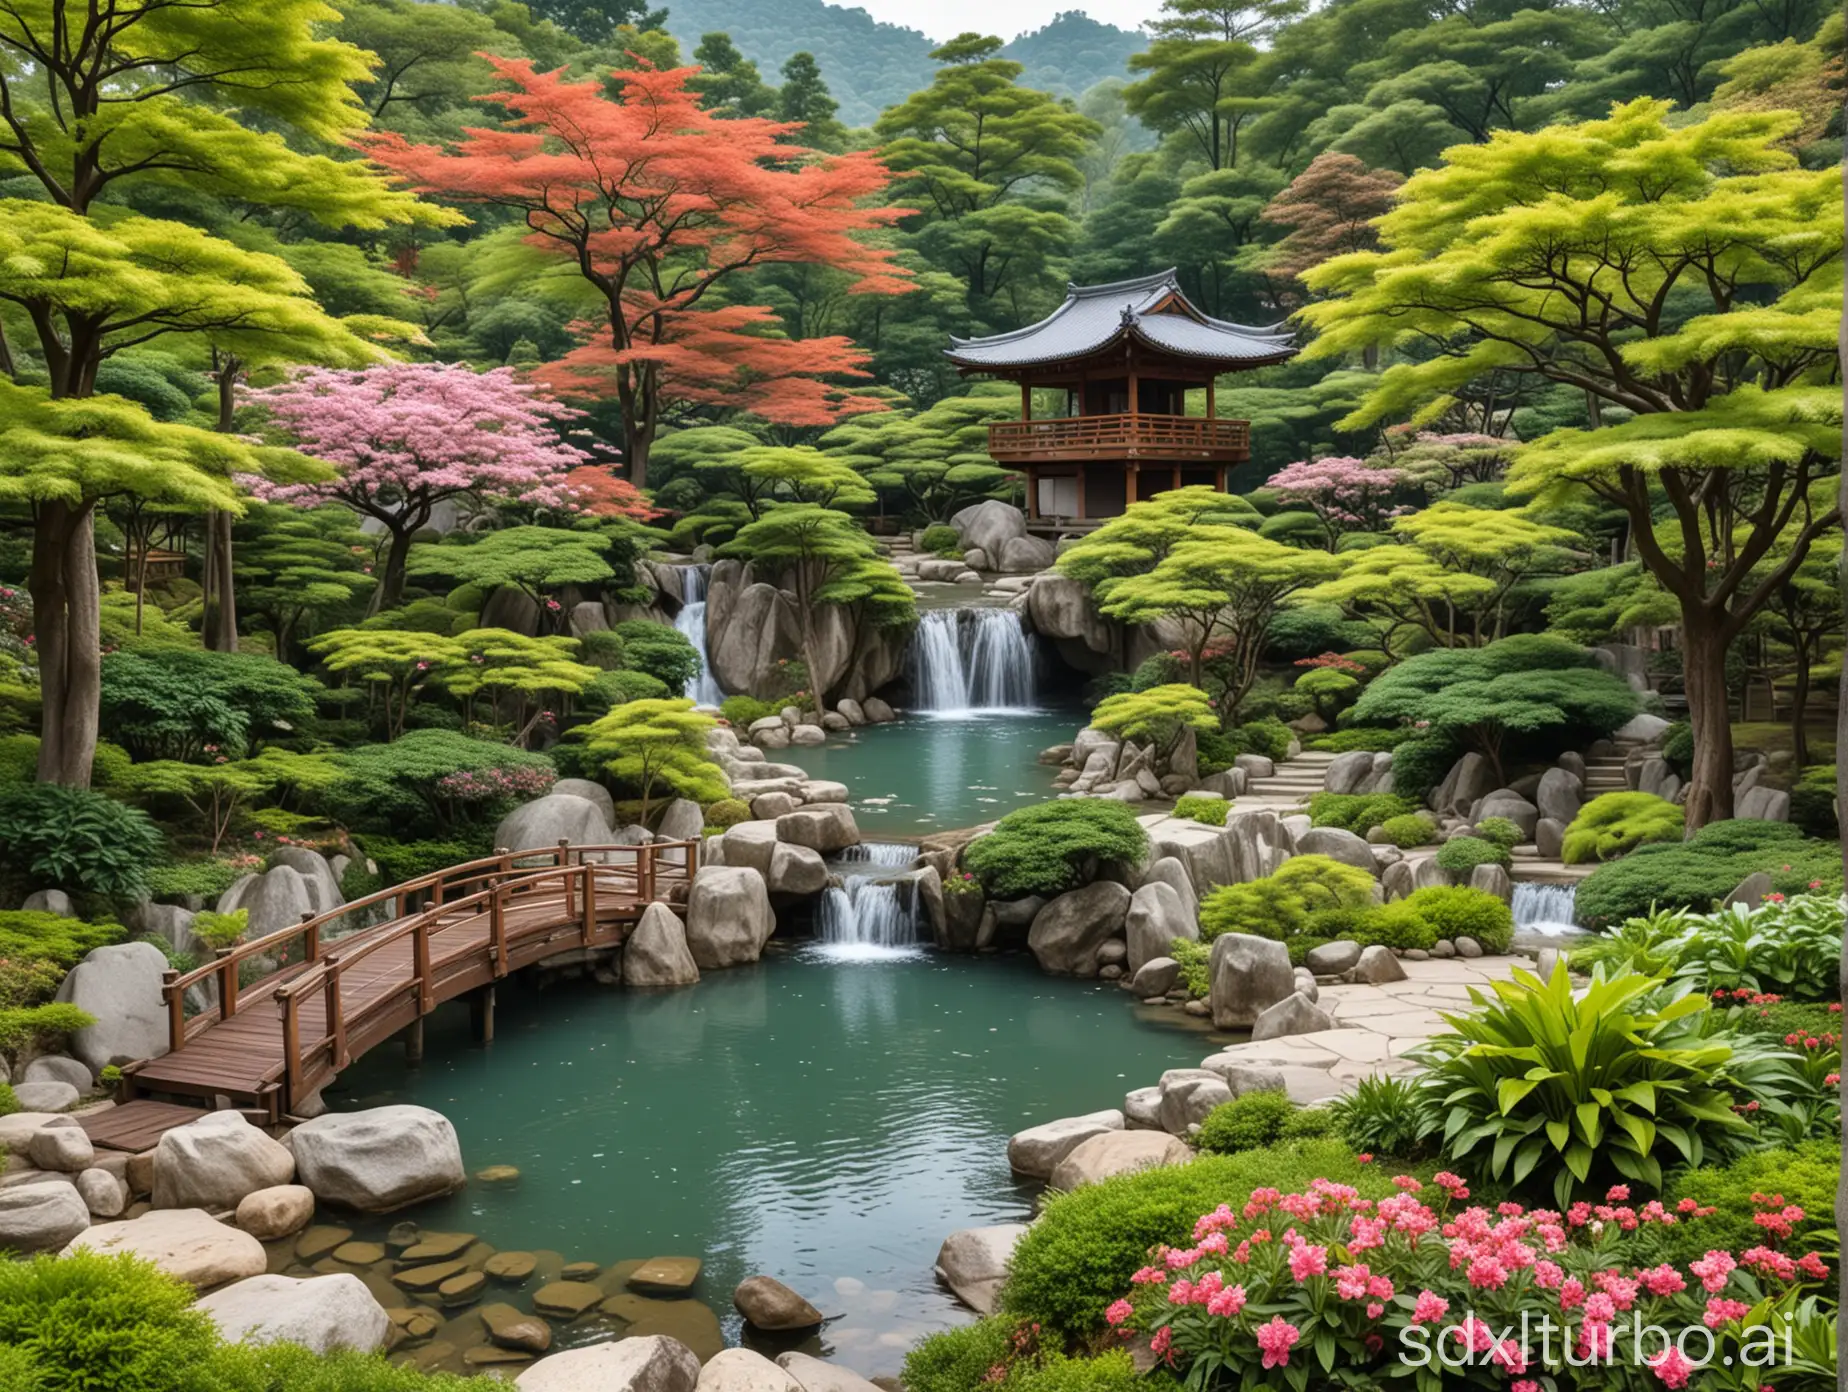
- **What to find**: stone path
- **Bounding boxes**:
[1238,750,1335,809]
[1190,953,1528,1106]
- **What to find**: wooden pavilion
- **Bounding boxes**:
[945,270,1294,523]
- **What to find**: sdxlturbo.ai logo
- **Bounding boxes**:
[1401,1310,1797,1381]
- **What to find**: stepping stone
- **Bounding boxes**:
[295,1226,352,1263]
[628,1256,701,1291]
[464,1346,534,1367]
[439,1270,486,1305]
[560,1260,602,1281]
[388,1307,443,1341]
[385,1222,421,1251]
[532,1280,603,1317]
[399,1232,476,1264]
[393,1259,471,1292]
[599,1291,725,1361]
[333,1241,386,1266]
[481,1301,553,1353]
[485,1251,537,1281]
[475,1165,520,1186]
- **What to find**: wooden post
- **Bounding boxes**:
[558,839,574,918]
[300,911,319,966]
[405,1017,424,1065]
[1075,467,1087,520]
[1170,465,1180,494]
[413,917,432,1013]
[218,948,239,1022]
[163,971,185,1053]
[490,887,507,976]
[1215,464,1228,495]
[1020,382,1031,422]
[580,864,595,947]
[1026,464,1040,519]
[471,986,496,1044]
[327,967,347,1069]
[1206,379,1216,420]
[279,992,301,1102]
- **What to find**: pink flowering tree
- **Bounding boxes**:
[1264,456,1410,550]
[250,363,591,609]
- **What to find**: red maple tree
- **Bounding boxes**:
[560,464,660,520]
[360,59,912,486]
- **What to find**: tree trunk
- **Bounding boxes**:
[373,525,415,614]
[31,502,101,786]
[1789,636,1811,769]
[203,510,238,650]
[1679,619,1736,829]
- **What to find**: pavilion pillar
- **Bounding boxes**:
[1206,380,1216,419]
[1020,383,1031,422]
[1170,465,1180,494]
[1075,467,1087,520]
[1215,465,1227,494]
[1026,465,1040,519]
[470,986,496,1044]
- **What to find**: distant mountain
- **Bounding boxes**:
[659,0,1143,125]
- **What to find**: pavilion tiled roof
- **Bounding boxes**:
[945,269,1295,371]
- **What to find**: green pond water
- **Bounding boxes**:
[338,946,1224,1374]
[780,712,1081,836]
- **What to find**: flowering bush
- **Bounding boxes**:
[1574,896,1844,1004]
[1111,1175,1836,1391]
[943,869,983,896]
[432,764,558,806]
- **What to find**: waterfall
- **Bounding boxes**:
[812,848,925,960]
[909,609,1037,716]
[1511,882,1582,939]
[836,841,919,868]
[674,565,725,707]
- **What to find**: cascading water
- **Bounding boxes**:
[1511,882,1583,940]
[674,565,725,707]
[813,843,924,960]
[909,609,1037,716]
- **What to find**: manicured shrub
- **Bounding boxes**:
[580,668,671,713]
[609,620,701,692]
[207,1344,479,1391]
[1000,1142,1382,1340]
[1192,728,1238,775]
[1276,1107,1339,1141]
[1169,938,1210,997]
[719,695,780,728]
[1305,791,1416,833]
[1192,1091,1294,1154]
[144,858,253,902]
[338,857,383,904]
[1375,812,1436,848]
[576,629,625,670]
[904,1321,1162,1392]
[99,648,323,761]
[0,1252,220,1392]
[1304,726,1415,754]
[1788,763,1837,838]
[330,731,557,836]
[1128,652,1185,691]
[919,523,962,557]
[1235,716,1293,763]
[1329,1073,1434,1159]
[1561,790,1685,864]
[1574,819,1842,928]
[1090,685,1214,762]
[1433,833,1509,878]
[1472,815,1521,849]
[1292,665,1359,717]
[360,836,493,885]
[0,785,162,900]
[902,1318,1013,1392]
[1395,885,1513,952]
[1171,795,1228,827]
[0,912,125,971]
[1200,856,1375,950]
[703,798,752,829]
[1344,902,1436,952]
[1385,732,1459,799]
[964,800,1150,899]
[0,1082,18,1118]
[1661,718,1694,777]
[1653,1141,1839,1267]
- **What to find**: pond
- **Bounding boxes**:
[336,946,1220,1375]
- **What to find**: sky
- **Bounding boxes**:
[848,0,1157,41]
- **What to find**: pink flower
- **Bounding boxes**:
[1647,1348,1696,1388]
[1690,1251,1735,1293]
[1466,1256,1508,1290]
[1638,1264,1686,1296]
[1411,1290,1448,1325]
[1334,1264,1372,1300]
[1205,1284,1246,1318]
[1130,1266,1167,1286]
[1606,1185,1631,1202]
[1287,1243,1328,1281]
[1356,1152,1373,1163]
[1392,1174,1423,1192]
[1254,1316,1300,1369]
[1704,1298,1751,1328]
[1104,1300,1133,1327]
[1365,1301,1384,1319]
[1149,1328,1172,1363]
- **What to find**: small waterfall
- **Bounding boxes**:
[836,841,919,868]
[909,609,1037,716]
[813,846,925,959]
[674,565,725,707]
[1511,882,1583,940]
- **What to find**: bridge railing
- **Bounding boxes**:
[157,839,700,1056]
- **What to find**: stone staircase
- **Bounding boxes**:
[1580,753,1628,796]
[1240,749,1337,807]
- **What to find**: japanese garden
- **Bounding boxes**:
[0,0,1842,1388]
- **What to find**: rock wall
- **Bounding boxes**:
[705,559,906,701]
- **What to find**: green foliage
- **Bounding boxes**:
[190,909,248,951]
[1396,885,1514,953]
[0,1083,17,1118]
[1169,938,1210,998]
[1435,834,1510,877]
[338,857,383,905]
[1603,895,1845,1003]
[1376,812,1436,848]
[1306,791,1416,833]
[331,731,557,836]
[1199,855,1375,944]
[581,669,671,714]
[720,696,782,729]
[904,1321,1160,1392]
[1000,1143,1388,1339]
[1331,1074,1436,1160]
[919,524,962,557]
[1089,684,1215,759]
[1303,726,1414,754]
[704,798,751,829]
[1574,821,1842,929]
[1561,790,1687,865]
[964,801,1149,899]
[1655,1142,1839,1267]
[0,912,124,971]
[577,698,724,822]
[99,649,323,762]
[1415,966,1778,1205]
[1386,733,1461,799]
[0,786,161,900]
[205,1343,480,1392]
[1171,795,1229,827]
[360,836,491,885]
[1234,716,1292,764]
[1788,763,1837,839]
[1473,816,1522,850]
[0,1253,220,1392]
[0,1003,97,1057]
[610,620,701,693]
[406,526,614,610]
[1192,1091,1295,1155]
[1292,665,1359,717]
[144,859,250,901]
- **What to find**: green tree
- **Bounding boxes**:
[441,629,600,744]
[335,0,512,127]
[578,698,726,824]
[816,387,1017,521]
[719,505,915,704]
[406,528,614,632]
[776,52,847,150]
[1303,101,1841,826]
[98,648,323,762]
[1124,0,1301,171]
[1090,684,1217,764]
[524,0,665,43]
[310,629,467,740]
[874,34,1099,325]
[691,32,778,117]
[235,506,376,661]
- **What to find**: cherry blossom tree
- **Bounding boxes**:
[1264,456,1410,550]
[250,362,589,608]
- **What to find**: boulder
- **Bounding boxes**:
[266,846,345,916]
[1208,932,1295,1030]
[1050,1130,1193,1190]
[65,1207,265,1289]
[1351,945,1408,985]
[24,1056,92,1092]
[1233,753,1274,779]
[622,904,700,989]
[13,1080,78,1112]
[732,1275,824,1331]
[862,698,896,723]
[1006,1110,1124,1179]
[1432,753,1495,816]
[766,843,829,897]
[1324,751,1376,795]
[953,499,1029,561]
[219,863,318,941]
[548,778,616,826]
[654,798,706,845]
[934,1224,1027,1315]
[153,1111,294,1211]
[1534,768,1583,825]
[685,867,775,968]
[1196,1057,1289,1097]
[774,804,860,854]
[1196,768,1245,799]
[493,794,611,856]
[288,1106,465,1213]
[1025,575,1116,671]
[719,821,780,876]
[789,725,826,747]
[1250,992,1336,1041]
[1614,713,1671,743]
[235,1184,316,1240]
[836,699,865,726]
[776,1353,886,1392]
[52,941,170,1073]
[1157,1070,1230,1135]
[28,1118,93,1173]
[1454,935,1484,958]
[22,889,74,916]
[1123,1086,1164,1129]
[708,579,804,698]
[1474,791,1539,840]
[1738,787,1790,822]
[1028,882,1132,977]
[1724,871,1773,908]
[198,1272,391,1353]
[516,1334,702,1392]
[77,1167,127,1218]
[1535,818,1565,860]
[1468,863,1513,903]
[998,535,1056,573]
[1129,957,1181,996]
[1124,881,1193,972]
[699,1348,802,1392]
[1222,811,1295,884]
[0,1180,90,1252]
[1295,827,1378,875]
[1304,941,1361,975]
[1142,857,1199,924]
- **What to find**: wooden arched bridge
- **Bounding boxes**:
[120,840,698,1126]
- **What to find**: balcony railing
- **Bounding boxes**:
[987,414,1250,463]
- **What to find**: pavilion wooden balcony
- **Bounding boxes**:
[987,414,1251,465]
